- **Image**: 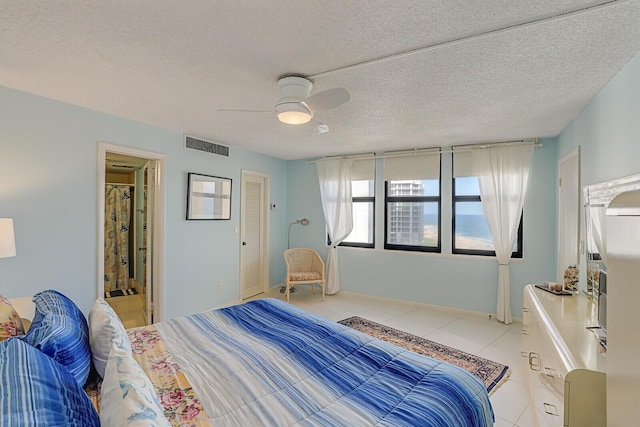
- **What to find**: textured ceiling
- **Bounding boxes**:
[1,1,639,160]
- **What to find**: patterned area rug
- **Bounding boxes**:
[104,288,138,298]
[338,316,510,395]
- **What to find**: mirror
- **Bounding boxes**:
[186,173,232,220]
[584,204,606,300]
[583,172,640,299]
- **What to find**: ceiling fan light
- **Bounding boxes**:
[276,102,312,125]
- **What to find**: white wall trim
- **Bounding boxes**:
[557,146,581,282]
[97,142,167,322]
[333,245,525,264]
[337,290,522,322]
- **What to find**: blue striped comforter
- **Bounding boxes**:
[156,298,494,426]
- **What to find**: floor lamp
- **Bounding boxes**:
[281,218,309,293]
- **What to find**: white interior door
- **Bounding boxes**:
[240,171,268,299]
[557,146,581,284]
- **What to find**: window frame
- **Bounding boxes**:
[334,179,375,249]
[451,177,523,258]
[338,193,375,248]
[384,170,442,253]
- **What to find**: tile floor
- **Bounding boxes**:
[106,293,148,328]
[252,285,536,427]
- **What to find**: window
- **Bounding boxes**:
[339,158,375,248]
[384,150,441,252]
[339,179,374,247]
[452,160,523,258]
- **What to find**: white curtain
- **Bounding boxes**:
[472,145,534,324]
[315,159,353,295]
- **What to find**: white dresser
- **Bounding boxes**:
[522,284,606,426]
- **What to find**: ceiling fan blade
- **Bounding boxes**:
[217,108,272,113]
[303,88,350,113]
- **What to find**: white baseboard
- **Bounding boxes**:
[210,285,522,324]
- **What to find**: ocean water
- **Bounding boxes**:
[425,214,492,241]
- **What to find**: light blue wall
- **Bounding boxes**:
[557,50,640,185]
[0,86,288,318]
[286,141,558,317]
[555,49,640,294]
[4,47,636,321]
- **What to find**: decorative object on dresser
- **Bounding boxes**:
[522,284,606,426]
[562,265,579,292]
[534,282,573,296]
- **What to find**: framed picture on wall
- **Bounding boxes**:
[186,172,232,220]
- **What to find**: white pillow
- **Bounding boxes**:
[100,342,170,427]
[88,298,131,378]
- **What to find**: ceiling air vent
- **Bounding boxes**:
[184,135,229,157]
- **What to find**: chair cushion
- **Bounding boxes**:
[289,271,322,281]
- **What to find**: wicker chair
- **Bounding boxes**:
[283,248,325,302]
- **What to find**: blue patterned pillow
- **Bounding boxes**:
[33,289,88,327]
[25,290,91,386]
[0,338,99,426]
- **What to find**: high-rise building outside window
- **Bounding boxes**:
[384,149,441,253]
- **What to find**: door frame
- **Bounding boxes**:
[239,170,270,299]
[97,142,166,322]
[557,146,581,284]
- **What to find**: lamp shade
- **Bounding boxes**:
[0,218,16,258]
[276,102,312,125]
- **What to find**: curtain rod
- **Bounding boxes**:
[305,139,541,164]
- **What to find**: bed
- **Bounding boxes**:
[0,291,494,426]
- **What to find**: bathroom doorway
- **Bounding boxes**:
[98,143,166,326]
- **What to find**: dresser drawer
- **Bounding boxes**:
[534,383,564,427]
[521,285,606,427]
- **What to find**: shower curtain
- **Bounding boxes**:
[104,184,132,292]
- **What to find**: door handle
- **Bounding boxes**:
[529,352,541,371]
[543,402,559,416]
[242,241,247,246]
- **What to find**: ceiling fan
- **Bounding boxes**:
[218,76,350,132]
